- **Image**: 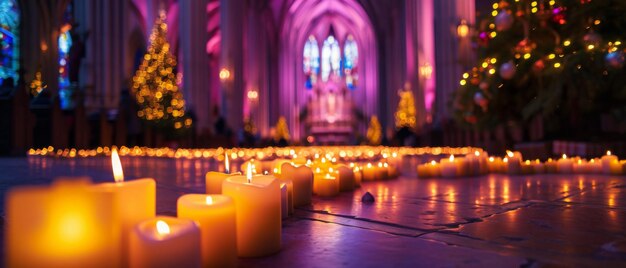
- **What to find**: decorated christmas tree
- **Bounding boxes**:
[274,116,290,142]
[452,0,626,139]
[394,84,417,130]
[131,11,191,133]
[366,115,382,145]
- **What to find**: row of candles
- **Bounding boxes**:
[8,148,398,267]
[417,150,624,177]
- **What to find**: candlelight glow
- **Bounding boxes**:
[449,155,455,161]
[562,154,567,159]
[430,160,436,165]
[206,196,213,205]
[489,157,494,162]
[506,150,514,158]
[156,220,170,235]
[111,148,124,183]
[607,150,612,156]
[247,164,253,183]
[474,151,480,156]
[503,158,509,163]
[367,163,372,168]
[525,160,530,164]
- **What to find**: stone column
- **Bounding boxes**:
[220,0,245,134]
[179,0,211,133]
[433,0,475,123]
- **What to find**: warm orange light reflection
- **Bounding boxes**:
[156,220,170,235]
[206,196,213,205]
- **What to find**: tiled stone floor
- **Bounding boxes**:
[2,156,626,267]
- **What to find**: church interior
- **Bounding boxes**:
[1,0,626,267]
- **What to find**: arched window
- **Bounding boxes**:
[58,4,73,109]
[343,35,358,89]
[0,0,19,85]
[321,35,340,82]
[303,35,319,89]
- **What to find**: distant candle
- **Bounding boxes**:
[441,155,458,177]
[557,154,573,173]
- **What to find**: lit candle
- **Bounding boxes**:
[601,151,621,175]
[7,179,121,267]
[440,155,458,177]
[573,159,589,174]
[280,162,313,207]
[589,158,602,174]
[93,148,156,264]
[129,217,201,268]
[532,159,545,174]
[362,163,377,181]
[314,173,340,197]
[353,167,363,186]
[336,165,355,191]
[177,194,236,267]
[557,154,573,173]
[222,164,281,257]
[505,150,522,174]
[487,157,503,173]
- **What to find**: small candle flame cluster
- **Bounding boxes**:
[417,150,624,178]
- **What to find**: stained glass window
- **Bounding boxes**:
[58,4,73,109]
[0,0,19,85]
[303,35,319,89]
[321,35,340,82]
[343,35,358,89]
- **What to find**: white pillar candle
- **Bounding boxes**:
[336,165,355,191]
[557,154,574,173]
[280,163,313,207]
[505,150,522,174]
[601,151,621,175]
[93,149,156,265]
[205,171,240,194]
[177,194,237,268]
[440,155,458,177]
[129,216,201,268]
[7,179,121,268]
[222,166,281,257]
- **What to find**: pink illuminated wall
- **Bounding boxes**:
[278,0,377,140]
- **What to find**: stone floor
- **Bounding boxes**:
[2,156,626,267]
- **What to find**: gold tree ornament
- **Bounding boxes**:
[274,116,290,142]
[366,116,382,145]
[131,11,191,131]
[394,84,417,129]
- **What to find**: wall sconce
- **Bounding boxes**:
[457,19,469,38]
[219,67,231,82]
[419,62,433,80]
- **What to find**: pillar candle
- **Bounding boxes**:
[222,169,281,257]
[545,158,558,173]
[589,158,602,174]
[440,155,458,177]
[205,171,240,194]
[177,194,236,268]
[129,217,201,268]
[455,157,468,177]
[280,182,289,219]
[521,160,534,174]
[93,149,156,265]
[7,179,121,268]
[314,173,340,197]
[336,165,355,191]
[487,157,503,173]
[557,154,574,173]
[376,162,388,180]
[505,150,522,175]
[417,163,432,178]
[601,151,621,175]
[353,167,363,186]
[361,163,377,181]
[531,159,545,174]
[280,163,313,207]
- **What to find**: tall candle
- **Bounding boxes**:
[601,151,621,175]
[280,163,313,207]
[93,148,156,265]
[222,165,281,257]
[177,194,236,267]
[336,165,355,191]
[7,179,121,268]
[557,154,573,173]
[440,155,458,177]
[129,217,201,268]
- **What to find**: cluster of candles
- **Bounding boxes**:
[418,150,624,177]
[8,148,399,267]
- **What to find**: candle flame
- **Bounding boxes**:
[383,163,388,168]
[156,220,170,235]
[430,160,436,165]
[225,152,230,173]
[591,159,595,163]
[206,196,213,205]
[607,150,612,156]
[111,148,124,183]
[273,168,278,174]
[329,167,334,173]
[367,163,372,168]
[577,159,582,164]
[506,150,514,157]
[525,160,530,165]
[378,162,383,168]
[264,171,269,175]
[488,157,494,162]
[247,163,252,183]
[474,151,480,156]
[503,158,509,163]
[449,155,455,161]
[562,154,567,159]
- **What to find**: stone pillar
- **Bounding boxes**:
[220,0,245,134]
[433,0,475,123]
[179,0,211,133]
